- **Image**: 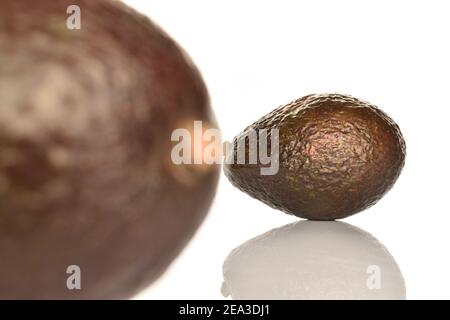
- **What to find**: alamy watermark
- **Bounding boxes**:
[66,265,81,290]
[66,5,81,30]
[366,265,381,290]
[171,121,280,175]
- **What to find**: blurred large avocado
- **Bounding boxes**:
[0,0,218,299]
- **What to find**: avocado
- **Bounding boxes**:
[222,221,406,299]
[224,94,405,220]
[0,0,218,299]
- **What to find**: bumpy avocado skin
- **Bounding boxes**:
[0,0,218,298]
[224,94,405,220]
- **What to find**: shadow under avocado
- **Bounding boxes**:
[221,221,405,300]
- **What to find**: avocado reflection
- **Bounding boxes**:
[221,221,405,300]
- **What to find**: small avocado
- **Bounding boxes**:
[224,94,406,220]
[0,0,218,299]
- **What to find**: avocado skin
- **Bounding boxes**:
[0,0,218,299]
[224,94,405,220]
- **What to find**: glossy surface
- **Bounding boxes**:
[224,94,406,220]
[125,0,449,300]
[222,221,406,299]
[0,0,218,299]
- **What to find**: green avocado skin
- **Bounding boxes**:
[224,94,406,220]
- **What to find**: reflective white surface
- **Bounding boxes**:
[124,0,450,299]
[221,221,405,300]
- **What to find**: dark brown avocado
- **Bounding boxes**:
[224,93,405,220]
[0,0,218,299]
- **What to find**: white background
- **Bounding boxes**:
[122,0,450,300]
